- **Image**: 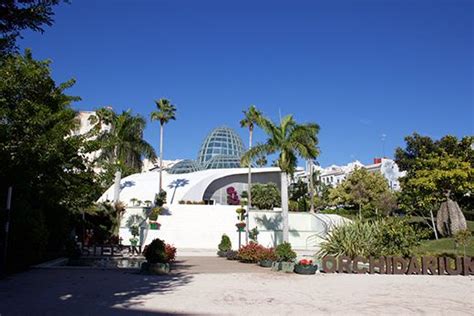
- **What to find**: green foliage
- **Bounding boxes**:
[0,51,100,271]
[454,229,472,256]
[143,238,167,264]
[318,218,426,259]
[249,227,259,242]
[288,200,299,212]
[275,242,297,262]
[395,133,474,217]
[251,183,281,210]
[259,247,277,261]
[328,168,396,218]
[0,1,64,55]
[155,190,167,207]
[148,207,161,221]
[126,214,145,237]
[218,234,232,252]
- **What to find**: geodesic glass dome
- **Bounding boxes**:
[168,160,204,174]
[197,126,245,164]
[204,155,243,169]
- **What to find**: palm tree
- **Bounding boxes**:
[95,109,157,203]
[150,99,177,193]
[240,105,262,244]
[242,114,319,243]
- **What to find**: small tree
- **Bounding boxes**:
[218,234,232,252]
[454,229,472,256]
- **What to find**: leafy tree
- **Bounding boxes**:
[289,179,309,212]
[242,115,320,242]
[395,133,473,221]
[328,168,396,218]
[0,0,65,55]
[251,183,281,210]
[240,105,262,244]
[151,98,177,193]
[0,50,99,271]
[256,155,267,167]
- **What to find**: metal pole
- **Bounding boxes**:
[309,160,315,213]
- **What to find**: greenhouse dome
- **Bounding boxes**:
[168,160,204,174]
[197,126,245,165]
[204,155,243,169]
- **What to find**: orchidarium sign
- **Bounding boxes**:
[321,256,474,275]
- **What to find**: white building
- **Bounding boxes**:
[308,158,405,191]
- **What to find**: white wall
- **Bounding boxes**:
[119,205,348,251]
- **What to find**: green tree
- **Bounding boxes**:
[395,133,473,231]
[150,98,177,193]
[92,109,156,203]
[240,105,262,244]
[0,0,65,55]
[251,183,281,210]
[242,115,320,242]
[328,168,396,218]
[0,50,99,271]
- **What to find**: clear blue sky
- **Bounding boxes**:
[19,0,473,167]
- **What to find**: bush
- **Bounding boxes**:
[318,217,425,259]
[218,234,232,252]
[143,238,167,263]
[259,247,277,261]
[237,242,266,263]
[165,244,177,262]
[289,200,299,212]
[275,242,297,262]
[226,250,239,260]
[148,207,160,221]
[251,183,281,210]
[155,191,167,207]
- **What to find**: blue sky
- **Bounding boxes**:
[20,0,473,167]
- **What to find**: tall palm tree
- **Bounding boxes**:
[240,105,262,244]
[242,114,319,243]
[95,109,157,203]
[150,99,177,193]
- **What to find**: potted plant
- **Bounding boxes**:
[148,207,161,229]
[237,242,265,263]
[272,242,297,273]
[130,198,138,206]
[294,258,318,275]
[259,247,277,268]
[129,236,139,247]
[226,250,239,260]
[129,225,140,247]
[236,222,246,231]
[141,238,174,274]
[217,234,232,257]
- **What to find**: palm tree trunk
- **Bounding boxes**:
[113,169,122,203]
[159,123,164,192]
[245,128,253,245]
[309,160,315,213]
[281,171,289,243]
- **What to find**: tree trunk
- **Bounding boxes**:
[430,209,439,240]
[246,128,253,245]
[159,124,164,193]
[309,160,315,213]
[113,169,122,203]
[281,171,289,243]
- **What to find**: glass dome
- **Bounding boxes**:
[197,126,245,164]
[204,155,243,169]
[167,160,204,174]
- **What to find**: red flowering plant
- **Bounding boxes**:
[165,244,177,262]
[237,242,266,263]
[298,259,313,266]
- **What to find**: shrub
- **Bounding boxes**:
[218,234,232,252]
[143,238,167,263]
[259,247,277,261]
[289,200,299,212]
[251,183,281,210]
[178,200,185,204]
[318,218,424,259]
[238,242,266,263]
[155,190,167,207]
[165,244,177,262]
[275,242,297,262]
[226,250,239,260]
[148,207,160,221]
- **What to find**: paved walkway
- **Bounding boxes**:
[0,256,473,315]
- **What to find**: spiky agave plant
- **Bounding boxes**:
[436,196,467,237]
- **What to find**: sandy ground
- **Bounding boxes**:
[0,256,473,315]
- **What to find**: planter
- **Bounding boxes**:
[217,250,229,257]
[259,259,273,268]
[149,222,160,230]
[141,262,170,275]
[130,239,139,247]
[294,264,318,275]
[271,261,295,273]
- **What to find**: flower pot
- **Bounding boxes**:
[271,261,295,273]
[217,250,228,257]
[141,262,170,275]
[259,259,273,268]
[294,264,318,275]
[130,239,139,247]
[149,222,160,230]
